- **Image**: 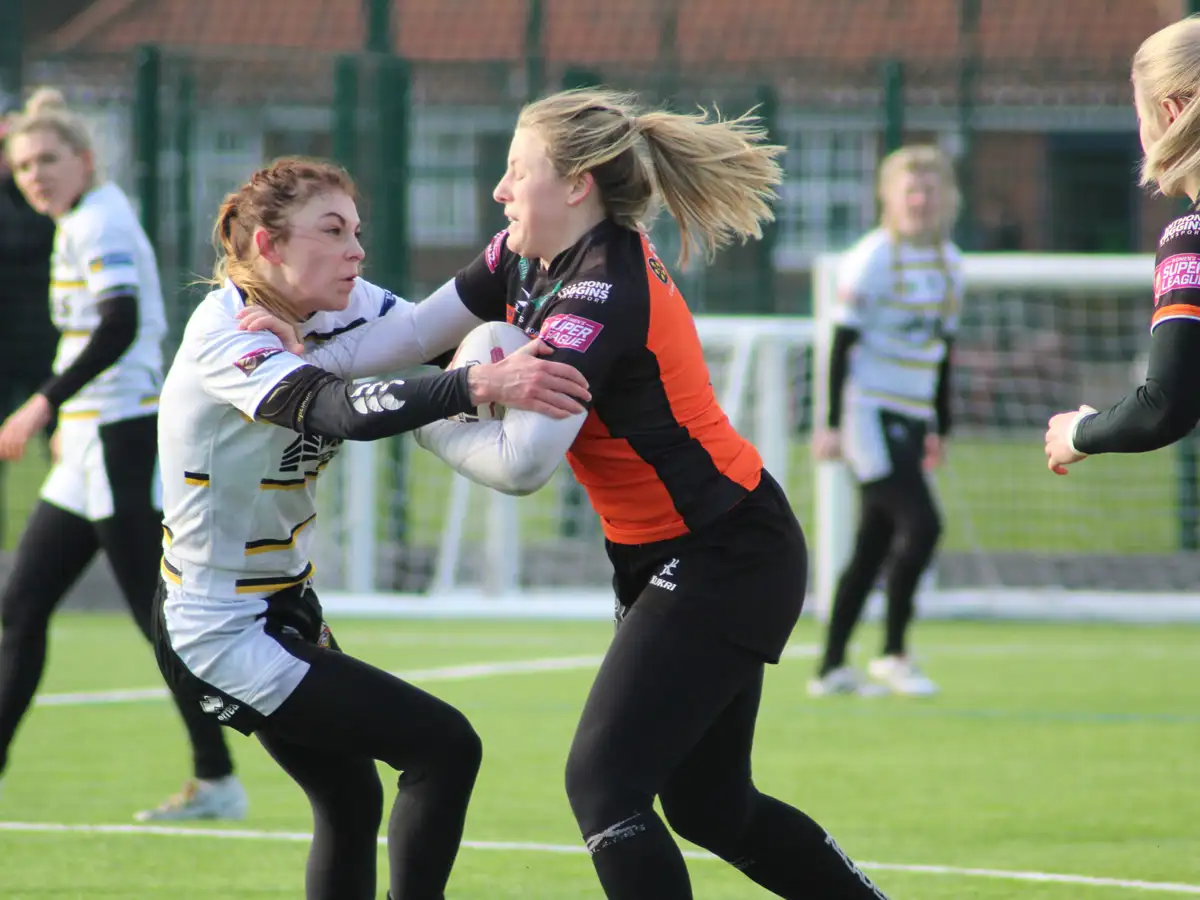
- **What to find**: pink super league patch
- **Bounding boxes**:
[485,230,507,273]
[539,314,603,352]
[1154,253,1200,303]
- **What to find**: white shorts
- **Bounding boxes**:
[842,403,929,485]
[158,582,313,724]
[41,414,162,521]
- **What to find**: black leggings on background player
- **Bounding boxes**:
[818,450,942,678]
[0,415,234,784]
[565,473,890,900]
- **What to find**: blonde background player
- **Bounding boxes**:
[1045,17,1200,472]
[810,144,964,698]
[151,156,588,900]
[0,88,246,821]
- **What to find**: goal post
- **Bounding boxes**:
[813,250,1200,624]
[318,314,812,618]
[321,251,1200,623]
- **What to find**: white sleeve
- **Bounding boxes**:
[414,409,588,496]
[304,279,485,379]
[194,322,309,419]
[942,243,965,335]
[831,236,888,329]
[73,216,141,301]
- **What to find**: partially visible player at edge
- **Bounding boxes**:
[1045,17,1200,472]
[251,88,891,899]
[0,87,245,822]
[809,145,964,699]
[152,157,589,900]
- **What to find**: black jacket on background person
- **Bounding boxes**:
[0,173,57,412]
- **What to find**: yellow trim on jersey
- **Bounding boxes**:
[52,280,86,290]
[162,524,173,546]
[234,562,315,595]
[160,557,183,585]
[61,329,91,338]
[243,514,317,556]
[880,299,947,312]
[860,389,934,413]
[139,395,159,406]
[260,477,307,491]
[183,471,210,487]
[873,353,940,370]
[58,409,100,421]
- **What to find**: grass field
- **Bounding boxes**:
[1,433,1179,556]
[1,614,1198,898]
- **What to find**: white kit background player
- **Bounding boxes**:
[810,144,965,698]
[0,88,244,821]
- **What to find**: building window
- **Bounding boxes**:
[410,129,478,246]
[777,126,877,262]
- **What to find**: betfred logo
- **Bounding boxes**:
[1155,253,1200,302]
[540,314,603,352]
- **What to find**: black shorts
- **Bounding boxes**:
[151,579,340,736]
[843,406,928,485]
[605,469,806,662]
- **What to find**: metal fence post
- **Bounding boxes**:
[134,45,162,253]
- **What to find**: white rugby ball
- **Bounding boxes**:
[447,321,532,422]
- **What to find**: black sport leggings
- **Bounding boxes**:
[0,415,233,779]
[820,465,942,674]
[253,638,483,900]
[565,600,890,899]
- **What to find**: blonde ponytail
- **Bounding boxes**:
[518,88,783,267]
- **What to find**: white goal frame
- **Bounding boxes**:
[324,251,1200,623]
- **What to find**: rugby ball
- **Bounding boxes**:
[447,321,532,422]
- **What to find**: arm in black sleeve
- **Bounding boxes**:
[1073,318,1200,455]
[934,338,954,436]
[826,325,859,429]
[254,364,475,441]
[38,294,138,408]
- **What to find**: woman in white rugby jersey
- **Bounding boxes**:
[152,156,587,900]
[809,145,964,698]
[0,88,247,821]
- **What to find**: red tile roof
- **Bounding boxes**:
[42,0,1174,70]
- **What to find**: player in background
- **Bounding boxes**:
[1046,17,1200,471]
[809,145,964,698]
[0,87,247,821]
[154,157,588,900]
[0,105,57,546]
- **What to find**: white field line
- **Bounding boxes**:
[0,821,1196,894]
[33,647,817,708]
[37,635,1199,709]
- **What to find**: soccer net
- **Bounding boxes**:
[319,252,1200,623]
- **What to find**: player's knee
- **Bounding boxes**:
[564,742,650,835]
[896,507,941,560]
[445,713,484,778]
[415,708,482,782]
[0,592,48,636]
[660,787,751,859]
[320,768,385,833]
